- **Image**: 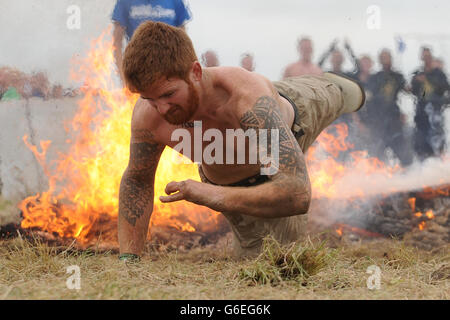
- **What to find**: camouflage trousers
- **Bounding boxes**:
[199,75,345,258]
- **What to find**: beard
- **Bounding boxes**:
[163,81,199,125]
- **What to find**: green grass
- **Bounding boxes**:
[0,234,448,300]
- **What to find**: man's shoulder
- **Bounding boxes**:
[285,61,299,68]
[214,68,276,117]
[131,98,160,132]
[310,63,322,71]
[214,66,269,90]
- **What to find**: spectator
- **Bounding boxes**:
[329,50,345,74]
[29,72,50,99]
[112,0,192,83]
[319,39,364,79]
[201,50,220,68]
[0,68,7,99]
[360,49,413,166]
[432,58,445,71]
[240,53,255,72]
[411,46,450,160]
[0,66,26,101]
[282,37,322,79]
[356,55,374,86]
[320,42,371,157]
[52,84,64,99]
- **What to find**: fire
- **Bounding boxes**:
[18,28,220,245]
[418,185,450,199]
[418,221,426,231]
[425,210,434,219]
[17,28,447,246]
[408,197,416,212]
[306,123,401,199]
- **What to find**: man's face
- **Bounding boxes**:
[203,51,219,67]
[379,51,392,69]
[421,49,433,65]
[241,56,254,71]
[331,50,343,70]
[140,77,199,125]
[359,57,373,73]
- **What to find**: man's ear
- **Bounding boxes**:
[190,61,203,82]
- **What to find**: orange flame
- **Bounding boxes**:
[17,29,446,245]
[425,210,434,219]
[18,29,219,244]
[306,123,400,199]
[408,197,416,212]
[418,221,426,231]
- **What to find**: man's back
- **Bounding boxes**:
[132,67,295,185]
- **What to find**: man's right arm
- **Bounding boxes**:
[118,126,164,257]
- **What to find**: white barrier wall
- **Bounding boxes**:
[0,98,79,202]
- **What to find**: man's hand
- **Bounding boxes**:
[415,74,426,82]
[160,179,219,207]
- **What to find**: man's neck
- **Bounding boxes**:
[424,63,432,73]
[300,58,312,65]
[193,69,226,120]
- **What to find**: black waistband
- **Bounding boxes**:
[198,164,269,187]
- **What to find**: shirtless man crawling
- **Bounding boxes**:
[118,22,365,261]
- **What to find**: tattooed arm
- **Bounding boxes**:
[161,94,311,218]
[118,106,164,256]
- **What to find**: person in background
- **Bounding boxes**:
[355,55,374,87]
[52,84,64,99]
[112,0,192,83]
[0,66,26,101]
[360,49,413,166]
[282,37,322,78]
[0,67,7,100]
[329,50,345,74]
[319,39,366,79]
[318,39,345,74]
[432,58,445,72]
[201,50,220,68]
[240,53,255,72]
[318,41,369,159]
[411,46,449,160]
[28,72,50,100]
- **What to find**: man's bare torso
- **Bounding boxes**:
[284,61,323,78]
[132,67,295,185]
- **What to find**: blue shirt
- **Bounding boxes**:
[112,0,192,39]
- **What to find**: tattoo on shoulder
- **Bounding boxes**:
[239,96,311,205]
[131,128,156,142]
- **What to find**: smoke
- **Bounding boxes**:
[0,0,116,87]
[331,156,449,199]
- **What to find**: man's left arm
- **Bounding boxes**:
[161,95,311,218]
